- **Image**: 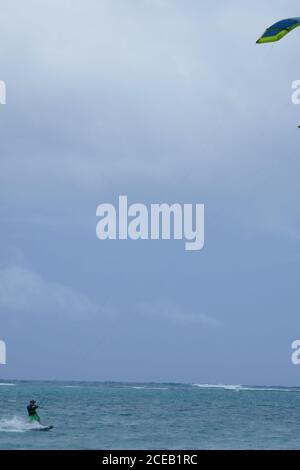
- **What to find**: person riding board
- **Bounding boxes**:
[27,400,41,423]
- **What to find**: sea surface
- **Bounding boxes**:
[0,381,300,449]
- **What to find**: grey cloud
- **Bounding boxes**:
[138,300,222,327]
[0,266,99,317]
[1,0,298,208]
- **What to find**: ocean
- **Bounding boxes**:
[0,381,300,450]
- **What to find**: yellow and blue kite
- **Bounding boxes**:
[256,17,300,44]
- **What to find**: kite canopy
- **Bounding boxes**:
[256,17,300,43]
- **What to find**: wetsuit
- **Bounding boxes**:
[27,404,40,422]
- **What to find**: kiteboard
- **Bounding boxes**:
[31,425,54,431]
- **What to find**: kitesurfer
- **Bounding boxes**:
[27,400,41,423]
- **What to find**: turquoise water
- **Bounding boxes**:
[0,381,300,449]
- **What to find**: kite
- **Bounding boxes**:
[256,18,300,44]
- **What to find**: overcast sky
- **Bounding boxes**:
[1,0,300,385]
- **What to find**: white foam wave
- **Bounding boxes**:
[193,384,300,392]
[129,386,169,390]
[241,386,300,392]
[193,384,242,391]
[0,383,15,386]
[62,385,82,389]
[148,387,169,390]
[0,416,42,433]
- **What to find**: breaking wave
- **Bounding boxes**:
[193,384,300,392]
[193,384,242,391]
